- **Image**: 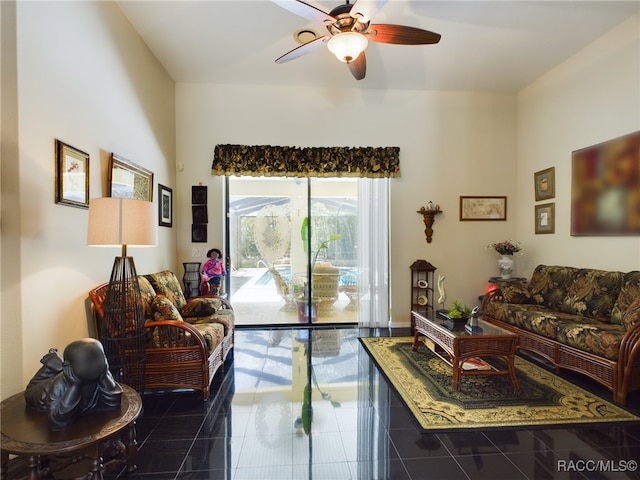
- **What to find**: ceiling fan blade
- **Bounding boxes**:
[275,35,329,63]
[349,0,387,24]
[367,24,441,45]
[271,0,336,24]
[347,52,366,80]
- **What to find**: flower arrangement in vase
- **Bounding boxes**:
[488,240,522,279]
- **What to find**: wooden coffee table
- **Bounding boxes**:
[1,383,142,480]
[412,311,519,391]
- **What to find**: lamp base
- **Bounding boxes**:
[101,256,146,392]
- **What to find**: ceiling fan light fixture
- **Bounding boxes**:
[327,31,368,63]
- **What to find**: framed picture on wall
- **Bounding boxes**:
[192,224,207,243]
[571,130,640,236]
[459,196,507,221]
[192,205,208,224]
[109,153,154,201]
[192,185,207,205]
[535,203,555,234]
[55,139,89,209]
[534,167,555,201]
[158,184,172,227]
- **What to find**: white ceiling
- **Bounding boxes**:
[116,0,640,91]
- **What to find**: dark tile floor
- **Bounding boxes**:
[9,327,640,479]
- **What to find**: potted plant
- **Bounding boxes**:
[443,298,472,330]
[296,218,342,321]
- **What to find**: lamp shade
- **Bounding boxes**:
[327,32,368,63]
[87,197,157,248]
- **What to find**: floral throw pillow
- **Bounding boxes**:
[623,297,640,331]
[151,295,182,321]
[181,297,221,318]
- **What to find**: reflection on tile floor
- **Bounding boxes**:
[9,328,639,479]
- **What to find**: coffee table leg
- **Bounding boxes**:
[507,357,520,390]
[412,332,420,352]
[452,361,461,391]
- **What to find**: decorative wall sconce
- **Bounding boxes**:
[417,201,442,243]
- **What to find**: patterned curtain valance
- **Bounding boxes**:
[212,144,400,178]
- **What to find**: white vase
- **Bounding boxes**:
[498,254,514,279]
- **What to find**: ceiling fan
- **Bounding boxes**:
[273,0,441,80]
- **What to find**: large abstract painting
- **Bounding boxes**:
[571,131,640,236]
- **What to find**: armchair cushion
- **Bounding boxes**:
[186,309,234,335]
[495,281,534,304]
[151,295,182,321]
[192,322,225,353]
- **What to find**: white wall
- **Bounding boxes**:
[1,1,176,398]
[517,14,640,274]
[176,84,518,325]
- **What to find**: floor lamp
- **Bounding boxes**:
[87,197,157,392]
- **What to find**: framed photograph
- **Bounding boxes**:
[55,139,89,209]
[192,185,207,205]
[459,196,507,221]
[109,153,153,201]
[158,184,172,227]
[534,167,555,201]
[535,203,555,234]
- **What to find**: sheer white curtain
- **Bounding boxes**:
[357,178,391,328]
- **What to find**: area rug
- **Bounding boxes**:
[360,337,640,432]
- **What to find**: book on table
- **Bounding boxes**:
[462,357,491,370]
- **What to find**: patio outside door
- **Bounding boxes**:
[227,176,359,326]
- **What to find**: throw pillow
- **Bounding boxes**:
[623,297,640,331]
[181,297,222,318]
[151,295,182,321]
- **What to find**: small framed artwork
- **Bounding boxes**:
[192,224,208,243]
[534,167,555,201]
[158,184,172,227]
[460,196,507,221]
[192,205,208,224]
[192,185,207,205]
[109,153,153,201]
[55,139,89,209]
[535,203,555,234]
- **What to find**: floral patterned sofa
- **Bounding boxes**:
[89,270,234,400]
[482,265,640,405]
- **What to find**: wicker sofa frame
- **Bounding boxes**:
[89,281,233,401]
[482,288,640,406]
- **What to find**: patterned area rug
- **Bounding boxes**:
[360,337,640,432]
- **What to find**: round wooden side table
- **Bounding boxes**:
[1,384,142,480]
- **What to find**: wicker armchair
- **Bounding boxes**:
[89,272,234,401]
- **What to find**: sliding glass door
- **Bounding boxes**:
[227,176,361,326]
